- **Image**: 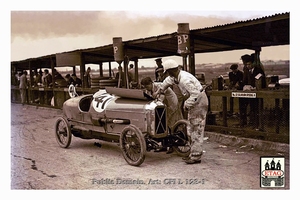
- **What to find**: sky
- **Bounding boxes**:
[9,8,291,70]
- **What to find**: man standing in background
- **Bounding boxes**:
[243,56,266,130]
[229,64,244,90]
[154,58,164,82]
[19,71,28,105]
[84,67,91,88]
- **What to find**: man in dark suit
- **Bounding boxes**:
[242,57,266,129]
[239,55,251,127]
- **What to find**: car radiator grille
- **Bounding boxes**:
[155,106,167,135]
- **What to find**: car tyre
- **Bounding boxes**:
[171,119,191,157]
[54,117,72,148]
[120,125,146,166]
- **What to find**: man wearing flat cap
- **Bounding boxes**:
[229,64,243,90]
[153,59,208,164]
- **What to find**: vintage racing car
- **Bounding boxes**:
[54,86,191,166]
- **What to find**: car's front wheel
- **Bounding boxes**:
[171,119,191,157]
[120,125,146,166]
[54,117,72,148]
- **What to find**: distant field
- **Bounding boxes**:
[123,62,289,84]
[62,61,289,85]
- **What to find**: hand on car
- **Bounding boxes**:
[152,89,160,99]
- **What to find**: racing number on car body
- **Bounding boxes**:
[92,93,114,113]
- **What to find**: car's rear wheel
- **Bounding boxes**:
[55,117,72,148]
[171,119,191,157]
[120,125,146,166]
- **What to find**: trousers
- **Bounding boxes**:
[187,92,208,159]
[20,88,27,104]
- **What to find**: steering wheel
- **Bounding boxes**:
[68,84,78,98]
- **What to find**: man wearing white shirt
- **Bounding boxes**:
[154,59,208,164]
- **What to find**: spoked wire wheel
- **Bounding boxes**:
[171,119,191,157]
[54,117,72,148]
[120,125,146,166]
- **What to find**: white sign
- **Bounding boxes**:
[232,92,256,98]
[177,34,189,44]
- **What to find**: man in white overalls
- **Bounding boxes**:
[154,59,208,164]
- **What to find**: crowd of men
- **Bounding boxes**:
[13,67,92,89]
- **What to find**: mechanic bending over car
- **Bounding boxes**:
[153,59,209,164]
[141,77,183,128]
[141,76,183,154]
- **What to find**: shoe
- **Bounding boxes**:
[182,156,189,160]
[166,147,174,154]
[184,157,201,164]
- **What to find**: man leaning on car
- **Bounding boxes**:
[153,59,208,164]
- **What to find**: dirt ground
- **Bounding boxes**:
[9,103,291,192]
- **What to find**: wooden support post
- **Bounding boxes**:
[258,98,264,131]
[275,98,280,134]
[229,97,234,114]
[50,57,55,106]
[50,57,55,88]
[189,36,195,75]
[79,52,85,88]
[124,57,129,89]
[182,56,188,71]
[99,62,103,77]
[134,59,139,84]
[117,65,122,88]
[108,62,112,77]
[27,60,31,104]
[222,96,228,127]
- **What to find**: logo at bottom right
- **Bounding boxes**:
[260,156,285,187]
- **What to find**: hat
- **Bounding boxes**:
[241,54,252,63]
[155,58,162,62]
[230,64,238,70]
[163,59,178,73]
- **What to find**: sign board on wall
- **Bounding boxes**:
[231,92,257,98]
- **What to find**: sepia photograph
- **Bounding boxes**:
[5,0,297,198]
